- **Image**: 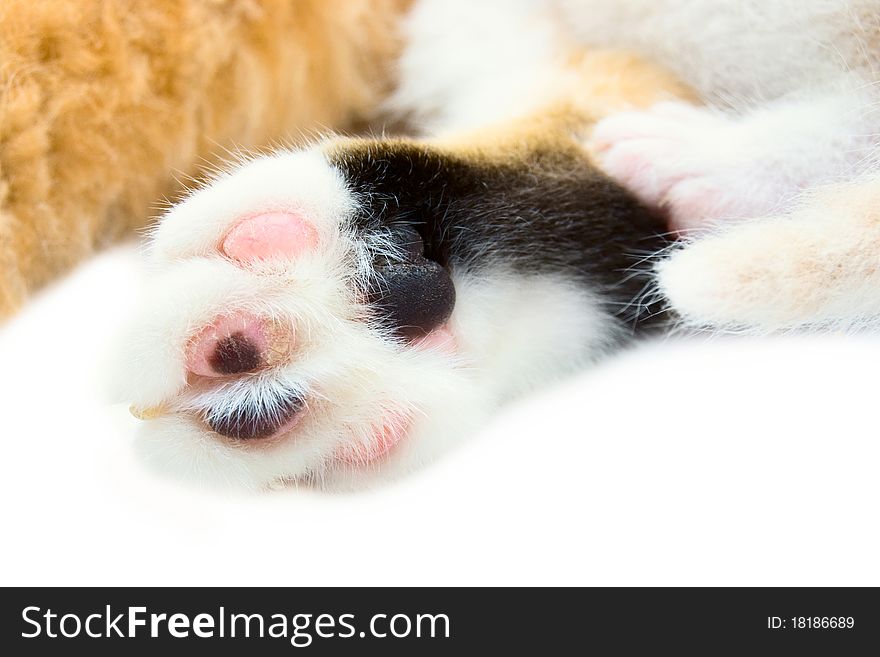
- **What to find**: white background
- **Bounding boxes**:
[1,246,878,586]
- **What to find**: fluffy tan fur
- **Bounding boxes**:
[0,0,408,315]
[439,49,695,159]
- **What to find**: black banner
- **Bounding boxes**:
[1,588,877,654]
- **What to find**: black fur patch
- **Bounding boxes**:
[207,391,306,440]
[331,140,668,338]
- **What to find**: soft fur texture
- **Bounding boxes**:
[0,0,406,314]
[12,0,878,489]
[115,0,693,489]
[574,0,880,332]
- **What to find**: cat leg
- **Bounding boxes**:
[592,85,878,233]
[113,0,699,489]
[658,173,880,331]
[115,108,671,490]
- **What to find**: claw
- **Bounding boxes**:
[129,404,165,420]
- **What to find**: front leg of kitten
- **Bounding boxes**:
[111,0,694,489]
[592,87,879,233]
[114,112,670,490]
[657,174,880,332]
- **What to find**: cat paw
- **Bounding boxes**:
[656,184,880,332]
[592,102,789,234]
[114,138,623,490]
[115,146,477,489]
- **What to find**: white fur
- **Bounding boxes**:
[393,0,880,130]
[118,1,663,489]
[658,173,880,332]
[122,0,880,488]
[556,0,880,330]
[559,0,880,108]
[149,149,355,262]
[117,144,617,490]
[387,0,574,134]
[593,91,880,231]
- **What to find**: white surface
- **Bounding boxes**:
[1,246,878,586]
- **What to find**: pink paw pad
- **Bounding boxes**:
[411,326,456,353]
[221,211,319,264]
[334,413,411,466]
[186,311,293,378]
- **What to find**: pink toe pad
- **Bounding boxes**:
[186,311,293,377]
[222,212,318,264]
[335,413,410,466]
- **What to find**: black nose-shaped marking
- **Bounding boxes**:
[207,332,262,375]
[207,390,306,440]
[368,261,455,339]
[367,226,456,339]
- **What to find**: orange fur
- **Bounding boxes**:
[0,0,408,315]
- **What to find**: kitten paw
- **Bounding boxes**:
[115,136,638,489]
[657,181,880,331]
[116,147,475,489]
[592,102,790,234]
